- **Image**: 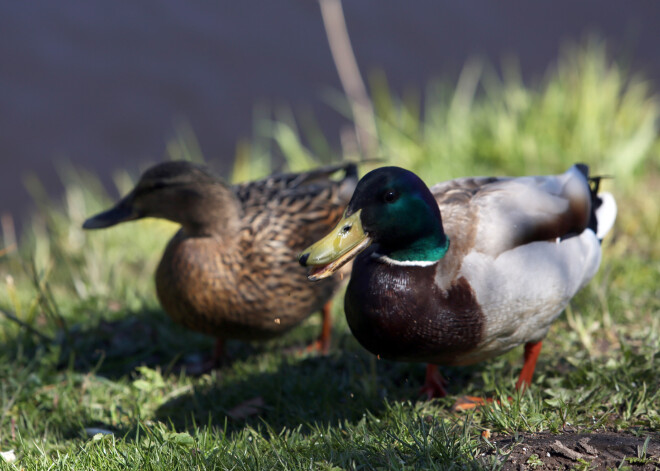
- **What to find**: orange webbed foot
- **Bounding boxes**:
[453,395,492,411]
[453,341,543,411]
[302,338,329,355]
[452,395,512,412]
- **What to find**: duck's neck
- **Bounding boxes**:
[177,184,242,239]
[386,231,450,263]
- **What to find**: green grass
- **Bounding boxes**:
[1,40,659,470]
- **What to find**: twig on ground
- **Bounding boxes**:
[0,308,53,343]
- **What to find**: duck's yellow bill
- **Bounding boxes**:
[298,210,372,281]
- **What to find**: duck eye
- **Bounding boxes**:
[383,190,398,204]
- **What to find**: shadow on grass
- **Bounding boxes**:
[152,336,483,436]
[54,308,267,378]
[60,309,201,376]
[0,304,262,388]
[0,306,484,442]
[156,350,391,433]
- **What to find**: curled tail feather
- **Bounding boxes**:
[580,167,616,242]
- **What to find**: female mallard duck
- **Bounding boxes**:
[299,165,616,407]
[84,161,357,369]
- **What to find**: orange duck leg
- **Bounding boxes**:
[304,301,333,354]
[420,364,448,399]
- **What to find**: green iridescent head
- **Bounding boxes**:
[299,166,448,280]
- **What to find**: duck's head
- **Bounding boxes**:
[83,161,240,236]
[299,166,447,280]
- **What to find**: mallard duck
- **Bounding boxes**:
[83,161,357,369]
[299,165,616,406]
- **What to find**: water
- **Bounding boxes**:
[0,0,657,231]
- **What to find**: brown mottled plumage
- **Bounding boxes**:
[83,161,357,362]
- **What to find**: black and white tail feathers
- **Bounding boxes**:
[575,164,617,242]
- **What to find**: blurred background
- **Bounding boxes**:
[1,2,659,464]
[0,0,659,230]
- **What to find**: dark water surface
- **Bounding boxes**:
[0,1,658,228]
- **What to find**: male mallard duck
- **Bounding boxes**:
[84,161,357,369]
[299,165,616,406]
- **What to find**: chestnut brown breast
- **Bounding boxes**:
[156,229,338,341]
[344,248,485,365]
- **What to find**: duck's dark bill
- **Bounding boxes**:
[82,201,137,229]
[298,210,371,281]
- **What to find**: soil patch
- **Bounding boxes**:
[489,431,659,470]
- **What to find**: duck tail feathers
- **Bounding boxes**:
[593,191,617,241]
[582,168,616,241]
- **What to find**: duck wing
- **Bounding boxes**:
[430,164,610,258]
[233,163,358,249]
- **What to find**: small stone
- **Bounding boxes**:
[0,450,16,463]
